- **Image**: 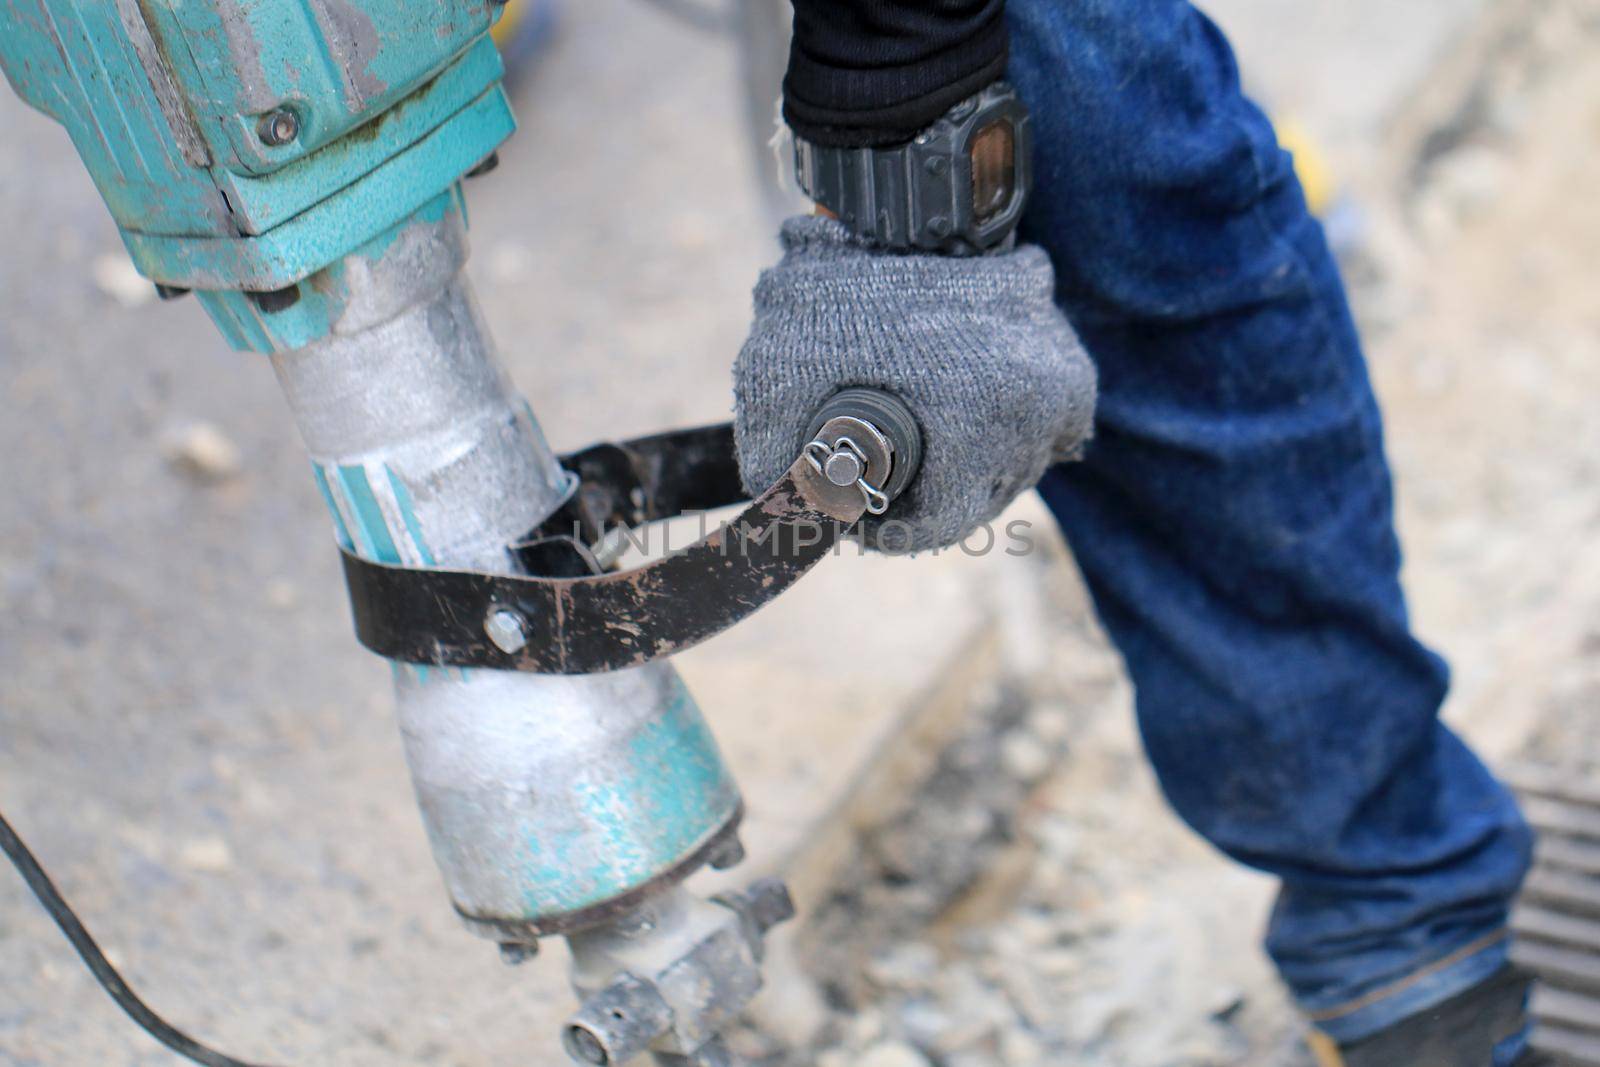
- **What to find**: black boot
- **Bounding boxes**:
[1307,966,1539,1067]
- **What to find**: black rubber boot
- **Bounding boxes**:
[1307,966,1540,1067]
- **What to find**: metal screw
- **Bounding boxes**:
[465,151,500,179]
[498,941,538,966]
[822,448,864,488]
[484,607,529,654]
[706,834,746,871]
[611,903,659,937]
[927,215,952,237]
[256,108,299,147]
[250,284,300,314]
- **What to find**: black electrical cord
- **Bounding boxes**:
[0,809,281,1067]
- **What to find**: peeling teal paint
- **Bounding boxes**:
[391,660,431,686]
[623,690,735,856]
[209,38,505,235]
[124,90,512,291]
[310,463,354,550]
[130,0,497,178]
[0,0,230,235]
[191,189,462,353]
[347,185,459,266]
[336,464,401,564]
[0,2,510,295]
[385,465,437,567]
[516,686,739,919]
[196,280,337,352]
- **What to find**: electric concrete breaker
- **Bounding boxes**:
[0,4,922,1064]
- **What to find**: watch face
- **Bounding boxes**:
[970,118,1017,225]
[793,83,1030,253]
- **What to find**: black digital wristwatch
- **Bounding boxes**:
[792,81,1033,256]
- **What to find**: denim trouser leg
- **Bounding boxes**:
[1004,0,1533,1042]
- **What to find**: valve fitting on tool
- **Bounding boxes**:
[562,882,795,1066]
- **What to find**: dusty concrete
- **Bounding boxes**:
[1202,0,1490,172]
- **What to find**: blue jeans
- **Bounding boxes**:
[1006,0,1534,1048]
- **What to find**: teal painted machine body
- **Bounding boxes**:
[0,0,514,291]
[196,186,463,351]
[1,0,747,942]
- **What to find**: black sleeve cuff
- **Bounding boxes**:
[782,1,1009,149]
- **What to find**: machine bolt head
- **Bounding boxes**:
[465,150,500,179]
[498,941,538,966]
[741,878,796,935]
[257,108,300,146]
[249,283,300,314]
[484,607,529,654]
[706,834,746,871]
[822,448,864,488]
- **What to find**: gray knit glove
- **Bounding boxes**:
[733,216,1097,553]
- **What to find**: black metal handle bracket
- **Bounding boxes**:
[337,392,921,675]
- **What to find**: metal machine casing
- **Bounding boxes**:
[1,5,777,1058]
[0,0,513,290]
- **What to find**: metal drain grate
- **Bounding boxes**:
[1509,766,1600,1066]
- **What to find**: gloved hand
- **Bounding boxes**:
[733,215,1097,553]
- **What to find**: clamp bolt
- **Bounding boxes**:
[484,608,529,654]
[256,108,299,147]
[706,834,746,871]
[714,878,796,938]
[498,941,538,966]
[805,430,895,516]
[822,448,864,488]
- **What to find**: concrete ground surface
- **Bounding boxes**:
[1,0,1591,1066]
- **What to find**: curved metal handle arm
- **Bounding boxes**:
[340,440,863,675]
[338,392,921,676]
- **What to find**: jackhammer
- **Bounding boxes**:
[0,4,921,1064]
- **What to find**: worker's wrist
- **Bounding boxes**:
[792,81,1032,257]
